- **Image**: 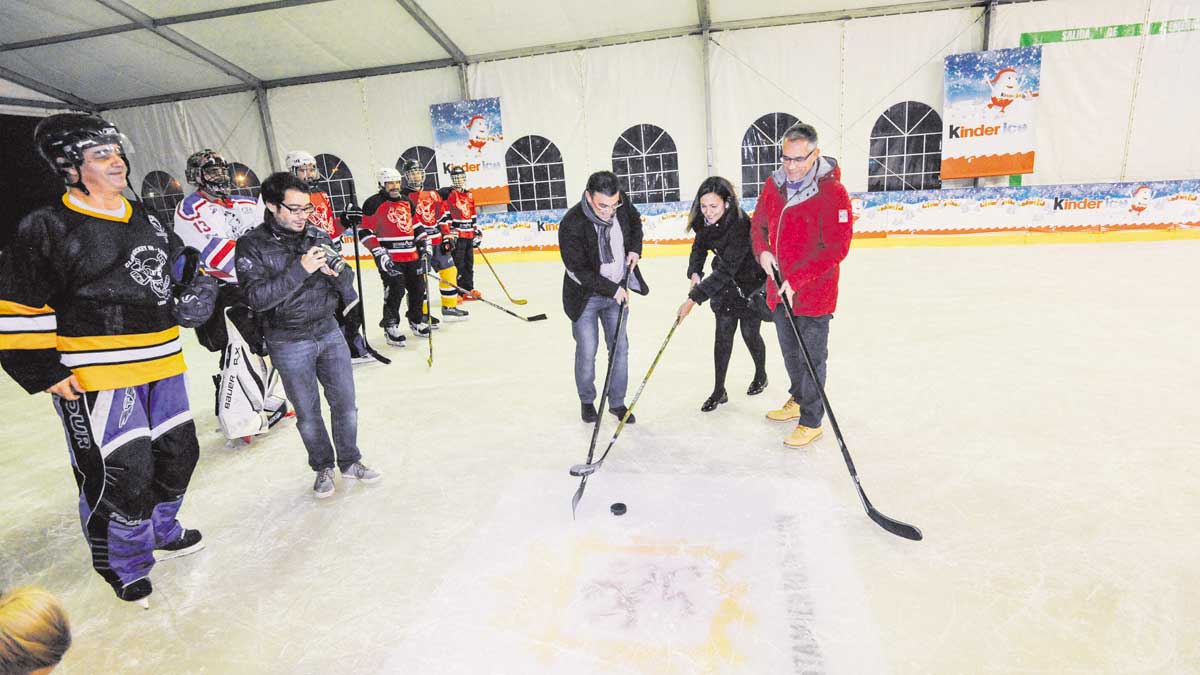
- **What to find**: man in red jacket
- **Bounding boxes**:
[750,123,853,448]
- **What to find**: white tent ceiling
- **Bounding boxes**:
[0,0,1024,111]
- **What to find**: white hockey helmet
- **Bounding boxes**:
[376,167,402,188]
[285,150,320,187]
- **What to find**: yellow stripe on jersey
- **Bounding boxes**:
[57,326,180,352]
[0,301,54,316]
[60,193,132,223]
[72,351,187,391]
[0,301,57,350]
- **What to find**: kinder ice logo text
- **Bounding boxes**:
[948,121,1029,138]
[1054,197,1104,210]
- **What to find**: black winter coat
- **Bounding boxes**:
[235,220,356,342]
[686,209,766,314]
[558,194,650,322]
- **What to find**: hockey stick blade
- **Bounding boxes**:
[526,313,547,322]
[365,346,392,364]
[857,479,923,540]
[570,475,587,519]
[568,462,598,477]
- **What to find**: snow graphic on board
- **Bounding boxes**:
[942,46,1042,179]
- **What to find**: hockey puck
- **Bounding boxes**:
[610,502,627,516]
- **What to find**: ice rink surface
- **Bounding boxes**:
[2,239,1199,673]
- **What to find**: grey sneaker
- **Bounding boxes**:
[313,467,335,499]
[341,461,382,484]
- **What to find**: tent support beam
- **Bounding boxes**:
[256,88,281,172]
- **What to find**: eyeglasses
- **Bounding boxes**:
[593,200,621,213]
[280,203,316,215]
[780,148,817,165]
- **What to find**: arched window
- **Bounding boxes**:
[228,162,261,199]
[741,112,800,198]
[314,153,357,214]
[868,101,942,191]
[611,124,679,204]
[396,146,440,190]
[141,170,184,225]
[505,135,566,212]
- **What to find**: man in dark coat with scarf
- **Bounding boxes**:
[558,171,650,424]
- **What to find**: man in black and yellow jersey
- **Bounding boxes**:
[0,114,217,608]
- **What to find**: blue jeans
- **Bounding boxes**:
[268,328,361,472]
[572,295,629,408]
[771,305,832,428]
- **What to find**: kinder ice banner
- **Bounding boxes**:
[942,46,1041,179]
[430,97,509,206]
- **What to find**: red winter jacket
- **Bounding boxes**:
[750,158,853,316]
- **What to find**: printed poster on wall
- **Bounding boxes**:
[942,46,1042,179]
[430,97,509,206]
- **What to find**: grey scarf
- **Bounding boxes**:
[581,191,617,264]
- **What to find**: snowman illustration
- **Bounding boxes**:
[1129,185,1152,215]
[984,67,1029,113]
[465,114,502,153]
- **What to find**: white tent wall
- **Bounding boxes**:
[88,0,1198,212]
[105,91,270,197]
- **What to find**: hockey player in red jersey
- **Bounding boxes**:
[0,114,218,606]
[439,165,483,302]
[401,159,468,322]
[284,151,374,363]
[360,168,427,341]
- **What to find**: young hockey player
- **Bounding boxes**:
[439,165,483,302]
[0,114,218,606]
[360,168,427,341]
[174,148,289,442]
[401,159,466,323]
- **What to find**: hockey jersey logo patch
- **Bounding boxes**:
[125,245,171,302]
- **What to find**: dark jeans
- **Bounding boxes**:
[571,294,629,408]
[713,314,766,393]
[452,238,476,291]
[379,260,425,327]
[771,305,832,428]
[268,327,361,472]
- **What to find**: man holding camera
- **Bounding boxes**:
[235,172,381,498]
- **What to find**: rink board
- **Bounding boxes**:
[383,470,888,674]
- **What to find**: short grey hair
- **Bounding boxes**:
[781,122,818,147]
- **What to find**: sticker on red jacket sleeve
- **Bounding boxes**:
[838,209,849,223]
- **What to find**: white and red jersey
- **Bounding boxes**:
[308,190,343,241]
[174,191,264,283]
[404,188,449,247]
[361,192,424,263]
[439,187,478,239]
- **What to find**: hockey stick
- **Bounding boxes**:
[771,267,922,541]
[423,272,547,322]
[478,248,528,305]
[346,208,391,365]
[571,263,633,518]
[422,253,434,367]
[569,314,681,479]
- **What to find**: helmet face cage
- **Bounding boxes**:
[450,166,467,190]
[404,167,425,190]
[186,150,232,196]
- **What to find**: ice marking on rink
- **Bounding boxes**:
[383,471,884,674]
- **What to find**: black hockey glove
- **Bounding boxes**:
[371,246,400,276]
[173,275,219,328]
[170,246,202,288]
[439,239,455,255]
[472,233,482,249]
[341,204,363,226]
[319,244,347,274]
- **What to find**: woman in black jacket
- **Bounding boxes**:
[677,176,768,412]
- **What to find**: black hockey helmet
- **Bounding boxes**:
[185,148,233,198]
[449,164,468,190]
[34,113,132,193]
[400,158,425,189]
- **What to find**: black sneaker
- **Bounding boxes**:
[581,402,598,423]
[154,529,205,561]
[609,406,636,424]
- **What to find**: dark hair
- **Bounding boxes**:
[585,170,621,197]
[781,122,819,147]
[260,171,310,207]
[687,176,740,232]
